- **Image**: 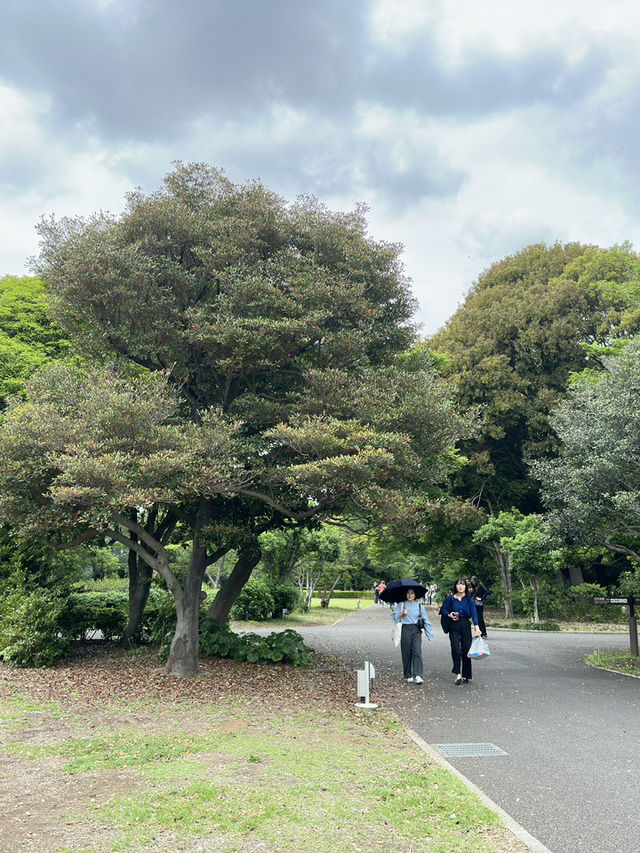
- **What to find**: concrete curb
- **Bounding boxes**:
[406,727,554,853]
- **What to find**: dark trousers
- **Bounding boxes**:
[448,620,472,679]
[400,624,423,678]
[476,603,486,636]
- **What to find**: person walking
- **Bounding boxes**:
[441,578,482,685]
[470,575,490,638]
[377,580,386,604]
[391,588,432,683]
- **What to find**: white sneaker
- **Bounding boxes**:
[406,677,414,683]
[414,676,423,684]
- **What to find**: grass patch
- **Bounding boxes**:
[232,596,373,630]
[0,695,66,728]
[2,696,527,853]
[585,649,640,676]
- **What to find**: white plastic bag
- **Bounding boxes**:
[468,636,490,659]
[392,620,402,647]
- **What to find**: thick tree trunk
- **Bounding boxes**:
[164,499,212,676]
[492,541,513,618]
[119,553,153,646]
[207,545,261,626]
[568,564,584,585]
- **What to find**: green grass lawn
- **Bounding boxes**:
[232,596,372,629]
[0,685,529,853]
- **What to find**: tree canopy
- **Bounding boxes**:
[0,162,464,675]
[0,275,69,406]
[531,339,640,568]
[429,242,640,515]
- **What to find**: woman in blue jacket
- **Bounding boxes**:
[442,578,482,685]
[391,588,433,683]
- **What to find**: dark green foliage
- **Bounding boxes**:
[198,619,241,658]
[0,587,70,666]
[267,581,302,617]
[430,242,640,514]
[533,340,640,573]
[230,577,275,621]
[198,619,311,666]
[529,621,561,631]
[235,628,312,666]
[59,591,129,641]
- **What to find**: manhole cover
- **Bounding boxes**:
[435,742,507,757]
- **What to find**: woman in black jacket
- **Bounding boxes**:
[470,575,490,638]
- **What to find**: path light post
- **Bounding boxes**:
[355,660,377,709]
[593,596,639,657]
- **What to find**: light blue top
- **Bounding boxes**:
[391,600,433,640]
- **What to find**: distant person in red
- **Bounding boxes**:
[377,581,386,604]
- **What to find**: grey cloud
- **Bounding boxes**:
[0,0,369,139]
[0,0,614,143]
[167,122,466,211]
[368,39,613,117]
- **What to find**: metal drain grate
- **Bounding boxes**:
[436,742,507,757]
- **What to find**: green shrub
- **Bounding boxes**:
[0,588,70,666]
[529,621,560,631]
[198,619,311,666]
[329,590,374,600]
[231,577,275,621]
[198,619,241,657]
[143,588,177,647]
[59,590,128,640]
[234,628,312,666]
[269,581,302,617]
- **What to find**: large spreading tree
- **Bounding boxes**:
[0,163,463,675]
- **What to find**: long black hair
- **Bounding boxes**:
[451,577,471,596]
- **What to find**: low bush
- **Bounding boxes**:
[59,590,129,641]
[230,577,275,621]
[235,628,312,666]
[269,581,302,618]
[0,588,70,667]
[199,618,311,666]
[330,590,374,600]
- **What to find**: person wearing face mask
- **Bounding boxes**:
[391,588,432,684]
[441,578,482,685]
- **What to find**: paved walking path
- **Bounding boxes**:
[296,604,640,853]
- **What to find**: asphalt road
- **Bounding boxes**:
[295,604,640,853]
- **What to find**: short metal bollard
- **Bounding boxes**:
[355,660,377,709]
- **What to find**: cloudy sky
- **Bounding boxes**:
[2,0,640,335]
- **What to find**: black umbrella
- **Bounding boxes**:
[378,578,428,604]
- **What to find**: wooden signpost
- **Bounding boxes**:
[593,596,639,657]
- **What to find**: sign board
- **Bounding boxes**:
[593,597,640,605]
[593,597,630,605]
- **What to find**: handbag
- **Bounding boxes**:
[468,636,490,659]
[392,620,402,647]
[438,604,449,634]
